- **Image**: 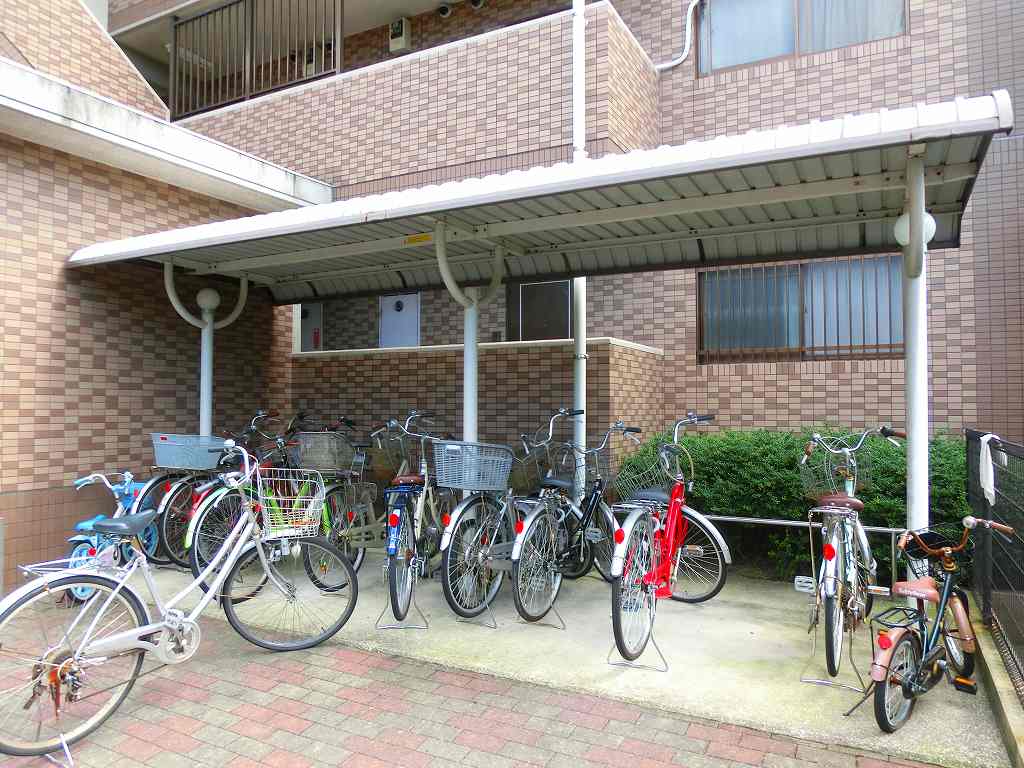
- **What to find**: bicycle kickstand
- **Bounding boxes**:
[375,559,429,631]
[43,734,75,768]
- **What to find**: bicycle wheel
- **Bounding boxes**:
[669,512,727,603]
[0,575,146,756]
[160,477,203,568]
[387,502,415,621]
[612,516,657,661]
[66,542,98,603]
[943,595,975,678]
[131,475,177,567]
[558,508,595,580]
[325,483,367,572]
[222,537,358,651]
[513,512,563,622]
[441,497,509,618]
[592,501,615,583]
[189,489,246,594]
[823,591,844,677]
[873,632,919,732]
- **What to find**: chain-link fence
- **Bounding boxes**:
[966,429,1024,704]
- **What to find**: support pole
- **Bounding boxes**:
[902,155,931,534]
[572,277,587,501]
[464,288,480,443]
[571,0,587,161]
[199,310,215,436]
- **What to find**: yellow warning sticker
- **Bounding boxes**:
[404,233,433,246]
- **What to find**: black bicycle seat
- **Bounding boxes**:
[92,509,159,538]
[630,487,670,504]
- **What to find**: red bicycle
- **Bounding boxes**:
[610,413,730,661]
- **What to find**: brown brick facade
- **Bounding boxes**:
[1,0,168,118]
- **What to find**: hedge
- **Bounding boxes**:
[617,428,969,581]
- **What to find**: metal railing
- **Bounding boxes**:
[171,0,342,120]
[966,428,1024,702]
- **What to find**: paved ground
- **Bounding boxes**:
[1,559,1011,768]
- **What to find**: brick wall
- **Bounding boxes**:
[1,0,168,118]
[605,5,659,152]
[0,135,274,587]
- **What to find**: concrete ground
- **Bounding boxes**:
[3,557,1009,767]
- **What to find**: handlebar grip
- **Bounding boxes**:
[803,442,815,456]
[73,476,92,489]
[568,409,585,416]
[880,425,907,439]
[267,410,280,418]
[623,426,642,434]
[695,413,715,423]
[991,521,1016,536]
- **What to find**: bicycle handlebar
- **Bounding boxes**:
[802,425,904,464]
[898,516,1016,558]
[73,472,128,493]
[672,412,715,443]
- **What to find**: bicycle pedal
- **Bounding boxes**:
[952,676,978,695]
[793,576,816,594]
[654,586,673,599]
[584,527,606,543]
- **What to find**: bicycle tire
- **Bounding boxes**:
[222,536,358,651]
[943,593,975,678]
[441,497,508,618]
[387,502,415,621]
[189,489,247,594]
[512,511,563,621]
[873,631,919,732]
[559,511,595,580]
[325,483,367,573]
[0,574,147,756]
[131,474,179,566]
[668,511,727,603]
[612,516,656,661]
[592,501,615,583]
[824,592,844,677]
[66,542,99,603]
[160,476,204,568]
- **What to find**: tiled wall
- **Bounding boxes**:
[0,135,276,587]
[1,0,168,118]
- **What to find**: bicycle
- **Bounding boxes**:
[378,414,455,621]
[510,416,638,622]
[0,440,358,758]
[609,413,731,661]
[797,426,902,677]
[867,516,1015,731]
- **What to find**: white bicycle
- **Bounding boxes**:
[0,441,358,757]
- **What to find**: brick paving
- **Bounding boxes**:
[1,619,942,768]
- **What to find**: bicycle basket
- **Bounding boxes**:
[433,441,514,492]
[510,445,546,495]
[256,467,326,539]
[612,459,667,504]
[291,432,357,472]
[799,439,872,500]
[900,523,973,577]
[152,433,225,470]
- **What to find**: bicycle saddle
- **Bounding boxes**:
[630,487,670,504]
[816,493,864,512]
[392,474,425,485]
[541,476,573,492]
[91,509,158,537]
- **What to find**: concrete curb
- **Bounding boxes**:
[977,622,1024,768]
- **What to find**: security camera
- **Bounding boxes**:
[437,4,452,17]
[469,0,486,8]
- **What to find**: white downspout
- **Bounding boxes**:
[572,277,587,501]
[572,0,587,160]
[900,154,934,535]
[163,262,248,437]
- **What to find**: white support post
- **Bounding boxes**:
[464,288,480,443]
[572,277,587,501]
[199,309,215,436]
[571,0,587,161]
[901,154,933,534]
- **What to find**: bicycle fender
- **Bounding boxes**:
[610,506,650,578]
[129,472,180,516]
[439,492,487,552]
[67,534,95,545]
[183,486,232,549]
[682,505,733,565]
[0,570,152,625]
[158,477,192,517]
[870,626,915,682]
[948,594,976,653]
[510,500,547,562]
[819,528,842,599]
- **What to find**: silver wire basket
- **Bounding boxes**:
[799,438,873,500]
[291,431,358,473]
[256,467,326,539]
[612,460,666,504]
[433,441,515,492]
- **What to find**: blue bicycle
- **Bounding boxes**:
[67,471,164,601]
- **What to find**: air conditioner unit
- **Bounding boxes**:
[389,17,411,53]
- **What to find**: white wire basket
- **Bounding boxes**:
[152,433,225,470]
[291,432,358,472]
[612,461,666,503]
[433,441,515,492]
[256,467,326,539]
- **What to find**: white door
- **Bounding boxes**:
[379,293,420,348]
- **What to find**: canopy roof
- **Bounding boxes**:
[70,91,1013,303]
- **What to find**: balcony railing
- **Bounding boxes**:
[171,0,342,120]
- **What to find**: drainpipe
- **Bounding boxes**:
[895,152,935,537]
[572,0,587,161]
[572,277,587,501]
[654,0,700,72]
[164,262,249,436]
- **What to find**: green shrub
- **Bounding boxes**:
[618,428,969,582]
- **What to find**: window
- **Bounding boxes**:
[699,255,903,363]
[698,0,907,74]
[511,281,572,341]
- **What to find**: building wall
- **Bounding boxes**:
[1,0,167,118]
[0,136,275,588]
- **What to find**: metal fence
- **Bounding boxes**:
[966,428,1024,702]
[171,0,342,119]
